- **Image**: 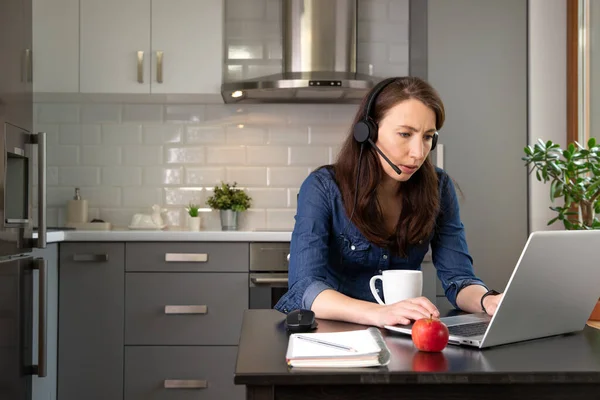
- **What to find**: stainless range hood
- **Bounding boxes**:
[221,0,381,104]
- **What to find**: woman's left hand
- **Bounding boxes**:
[482,293,503,316]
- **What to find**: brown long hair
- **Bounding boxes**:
[333,76,446,256]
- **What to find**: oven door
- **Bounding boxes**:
[249,273,288,310]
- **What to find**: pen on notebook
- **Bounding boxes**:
[296,335,358,352]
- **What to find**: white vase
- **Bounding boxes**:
[188,216,201,231]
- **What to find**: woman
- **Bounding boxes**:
[274,76,502,327]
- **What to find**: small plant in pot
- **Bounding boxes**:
[186,203,201,231]
[206,182,252,231]
[522,138,600,229]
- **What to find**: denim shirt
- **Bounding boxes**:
[274,166,487,314]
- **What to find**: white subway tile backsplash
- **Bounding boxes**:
[165,188,204,206]
[36,0,405,231]
[165,105,205,124]
[81,146,121,166]
[289,146,329,166]
[206,146,246,165]
[145,167,184,185]
[267,167,310,187]
[310,126,348,145]
[267,127,309,145]
[247,146,288,165]
[59,166,100,186]
[102,124,142,145]
[266,209,296,230]
[48,145,79,166]
[123,146,163,165]
[226,167,267,186]
[102,167,143,186]
[143,125,183,144]
[123,104,163,122]
[80,104,121,123]
[47,167,59,186]
[185,167,226,185]
[37,104,79,124]
[226,126,266,145]
[123,187,163,207]
[186,125,226,144]
[60,124,102,145]
[80,187,121,207]
[246,188,287,208]
[166,147,205,164]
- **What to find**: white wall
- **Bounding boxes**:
[528,0,567,232]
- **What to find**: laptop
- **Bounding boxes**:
[385,230,600,348]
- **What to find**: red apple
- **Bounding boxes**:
[411,314,449,352]
[411,350,449,372]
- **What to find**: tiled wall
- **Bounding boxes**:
[34,0,409,231]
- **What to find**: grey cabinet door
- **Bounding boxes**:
[125,346,245,400]
[125,273,248,345]
[32,243,58,400]
[58,243,125,400]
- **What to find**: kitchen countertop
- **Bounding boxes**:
[35,229,292,243]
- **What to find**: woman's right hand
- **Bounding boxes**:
[370,297,440,327]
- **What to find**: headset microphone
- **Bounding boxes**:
[367,138,402,175]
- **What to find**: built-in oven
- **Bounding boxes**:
[0,122,47,254]
[249,243,290,309]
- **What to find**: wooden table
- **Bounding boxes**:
[235,309,600,400]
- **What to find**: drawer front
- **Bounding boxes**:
[125,273,248,345]
[126,242,249,272]
[125,346,244,400]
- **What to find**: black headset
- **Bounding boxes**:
[352,77,438,151]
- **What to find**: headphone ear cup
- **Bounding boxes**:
[353,119,376,144]
[431,132,438,151]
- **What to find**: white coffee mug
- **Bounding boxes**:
[369,270,423,305]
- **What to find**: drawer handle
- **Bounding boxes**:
[251,277,289,284]
[164,305,207,314]
[165,253,208,262]
[72,254,109,262]
[164,379,207,389]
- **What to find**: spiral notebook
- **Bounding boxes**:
[285,327,391,368]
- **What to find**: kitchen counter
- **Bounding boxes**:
[35,229,292,243]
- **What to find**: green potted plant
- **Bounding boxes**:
[522,138,600,229]
[186,203,201,231]
[206,182,252,231]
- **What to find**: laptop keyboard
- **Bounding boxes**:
[447,322,489,337]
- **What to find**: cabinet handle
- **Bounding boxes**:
[72,254,109,262]
[164,305,207,314]
[25,49,32,83]
[137,51,144,83]
[33,258,47,377]
[165,253,208,262]
[156,51,163,83]
[251,277,289,284]
[164,379,207,389]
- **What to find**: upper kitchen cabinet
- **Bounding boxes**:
[80,0,151,94]
[0,0,33,132]
[151,0,223,94]
[32,0,80,93]
[79,0,223,95]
